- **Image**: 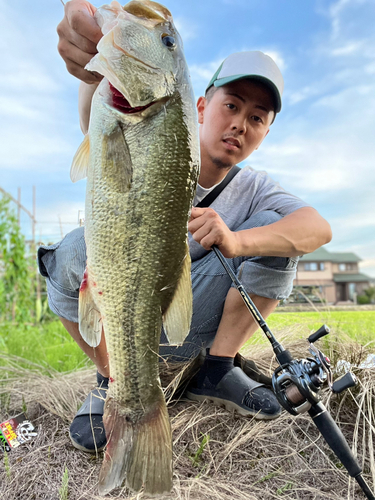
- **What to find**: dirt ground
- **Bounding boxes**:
[0,339,374,500]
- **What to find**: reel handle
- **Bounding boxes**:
[332,372,357,394]
[308,324,330,343]
[309,402,375,499]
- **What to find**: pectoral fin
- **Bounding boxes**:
[78,267,102,348]
[71,135,90,183]
[162,249,192,345]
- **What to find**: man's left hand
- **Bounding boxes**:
[188,207,239,258]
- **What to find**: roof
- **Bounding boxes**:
[333,273,371,283]
[299,247,361,263]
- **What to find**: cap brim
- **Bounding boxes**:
[214,74,282,113]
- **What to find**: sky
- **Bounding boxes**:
[1,0,374,276]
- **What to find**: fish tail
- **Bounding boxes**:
[98,395,172,496]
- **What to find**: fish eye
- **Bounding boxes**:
[161,33,176,49]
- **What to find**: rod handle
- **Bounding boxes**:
[309,402,361,477]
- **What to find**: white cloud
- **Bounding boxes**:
[174,17,197,42]
[0,2,80,174]
[359,259,375,269]
[36,200,85,244]
[330,40,364,56]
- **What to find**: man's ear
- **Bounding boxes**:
[196,96,207,125]
[255,129,270,150]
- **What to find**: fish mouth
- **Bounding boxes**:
[109,83,156,114]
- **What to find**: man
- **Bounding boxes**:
[41,0,332,453]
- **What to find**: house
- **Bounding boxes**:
[293,247,372,304]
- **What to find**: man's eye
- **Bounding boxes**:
[226,103,236,110]
[252,115,263,123]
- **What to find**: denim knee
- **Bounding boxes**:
[37,227,86,321]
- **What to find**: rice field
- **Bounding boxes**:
[0,310,374,373]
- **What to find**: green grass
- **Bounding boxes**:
[247,310,375,347]
[0,321,93,373]
[0,311,373,374]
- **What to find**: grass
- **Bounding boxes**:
[246,310,375,347]
[0,321,92,373]
[0,310,373,374]
[1,335,374,499]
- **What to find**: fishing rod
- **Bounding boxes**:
[212,245,375,500]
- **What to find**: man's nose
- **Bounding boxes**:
[231,116,247,134]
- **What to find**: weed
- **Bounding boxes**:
[58,466,69,500]
[47,445,51,472]
[189,433,210,467]
[3,451,11,480]
[254,469,280,484]
[277,481,293,495]
[22,395,27,415]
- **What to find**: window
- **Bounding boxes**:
[319,263,325,271]
[339,263,346,271]
[304,262,318,271]
[348,283,356,301]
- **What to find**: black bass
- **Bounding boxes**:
[70,0,199,495]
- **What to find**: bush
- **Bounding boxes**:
[357,294,370,305]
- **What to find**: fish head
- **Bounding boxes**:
[86,0,187,111]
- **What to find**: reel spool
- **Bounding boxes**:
[272,325,357,415]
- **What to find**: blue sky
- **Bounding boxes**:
[1,0,375,276]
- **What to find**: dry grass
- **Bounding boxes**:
[0,336,374,500]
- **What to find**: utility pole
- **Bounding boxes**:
[32,186,36,246]
[17,187,21,224]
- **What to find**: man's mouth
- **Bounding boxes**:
[223,137,241,150]
[109,83,155,114]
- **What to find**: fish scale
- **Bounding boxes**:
[70,1,199,495]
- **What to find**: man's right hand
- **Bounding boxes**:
[57,0,103,84]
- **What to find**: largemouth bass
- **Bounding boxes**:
[70,0,199,495]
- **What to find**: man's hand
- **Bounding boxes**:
[189,207,240,258]
[57,0,103,83]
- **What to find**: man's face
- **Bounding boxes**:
[197,79,275,169]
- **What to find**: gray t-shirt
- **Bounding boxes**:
[188,165,310,261]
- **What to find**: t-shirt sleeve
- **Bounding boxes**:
[249,171,310,217]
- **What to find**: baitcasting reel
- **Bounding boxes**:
[272,324,357,415]
[212,246,375,500]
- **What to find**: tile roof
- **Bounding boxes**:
[299,246,361,263]
[333,273,371,283]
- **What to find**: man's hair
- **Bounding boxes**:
[205,85,218,102]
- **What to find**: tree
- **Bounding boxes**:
[364,286,375,304]
[0,194,35,322]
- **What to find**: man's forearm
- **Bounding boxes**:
[78,81,99,134]
[235,207,332,257]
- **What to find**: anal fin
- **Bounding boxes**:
[78,266,102,347]
[162,247,193,345]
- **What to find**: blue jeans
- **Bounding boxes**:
[37,210,298,360]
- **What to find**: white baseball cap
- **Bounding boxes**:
[206,51,284,113]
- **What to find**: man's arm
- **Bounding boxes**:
[188,206,332,258]
[78,81,99,134]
